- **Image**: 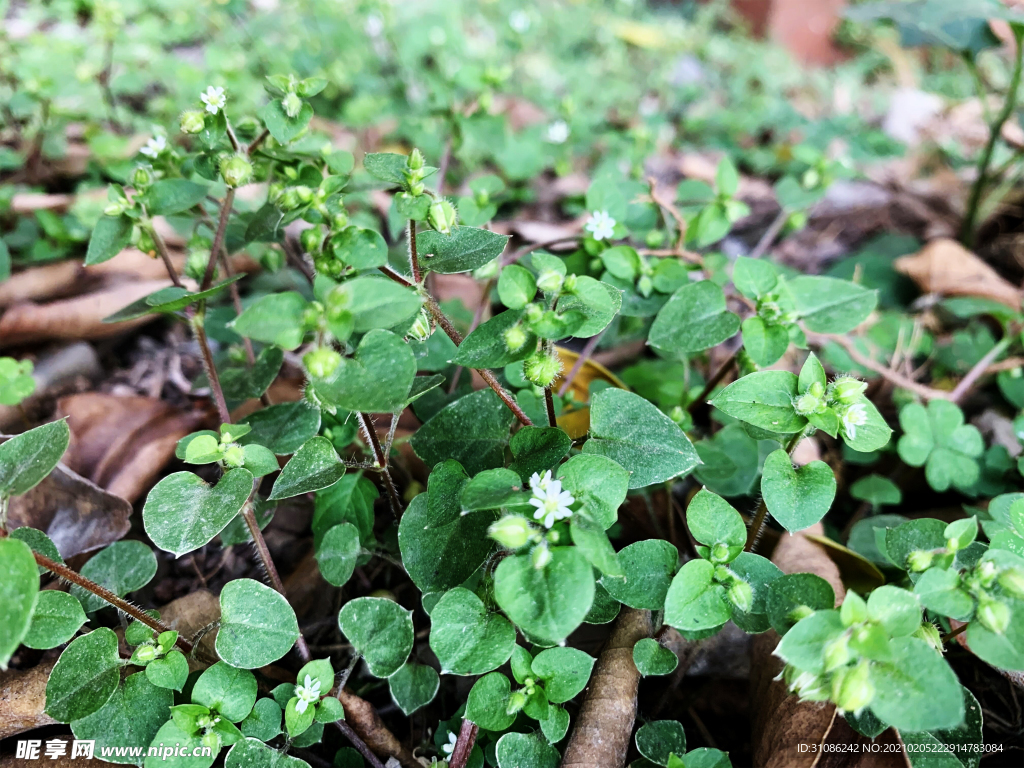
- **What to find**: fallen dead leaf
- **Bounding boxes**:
[57,393,212,504]
[7,464,132,559]
[895,238,1023,308]
[159,589,221,669]
[0,659,57,739]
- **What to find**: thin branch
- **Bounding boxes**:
[544,387,557,427]
[356,413,403,518]
[248,128,270,154]
[647,176,687,252]
[558,329,606,396]
[448,719,479,768]
[191,310,231,424]
[225,121,241,154]
[749,209,788,260]
[949,332,1014,404]
[334,721,385,768]
[688,349,738,412]
[146,213,184,289]
[202,188,235,291]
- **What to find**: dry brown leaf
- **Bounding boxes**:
[0,659,57,739]
[158,589,221,668]
[895,239,1022,308]
[336,691,420,768]
[560,607,652,768]
[7,463,131,559]
[57,393,212,504]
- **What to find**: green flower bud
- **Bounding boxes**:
[830,377,868,405]
[524,303,544,324]
[832,660,873,713]
[913,622,943,653]
[790,669,831,702]
[505,690,527,716]
[978,599,1011,635]
[219,154,253,188]
[787,211,808,231]
[536,269,564,294]
[279,188,302,210]
[180,110,206,134]
[907,549,934,573]
[222,444,245,468]
[408,148,425,171]
[645,229,666,248]
[331,211,349,230]
[808,381,825,399]
[489,515,532,549]
[823,634,852,672]
[523,352,561,388]
[708,543,729,564]
[531,541,552,569]
[503,324,528,353]
[406,309,433,342]
[975,560,998,588]
[185,249,212,282]
[637,274,653,298]
[295,186,314,204]
[300,226,324,255]
[998,567,1024,599]
[788,605,815,623]
[840,591,867,627]
[728,580,753,613]
[200,731,220,753]
[132,165,154,189]
[427,199,458,235]
[135,644,157,663]
[669,405,687,427]
[104,200,127,216]
[713,565,732,583]
[283,91,303,119]
[137,230,156,256]
[304,348,342,379]
[794,392,822,416]
[562,273,578,294]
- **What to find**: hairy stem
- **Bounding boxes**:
[688,349,738,413]
[745,428,807,551]
[202,188,235,291]
[961,26,1024,246]
[544,386,557,427]
[356,412,403,517]
[407,220,421,284]
[191,308,231,425]
[145,216,184,289]
[448,719,479,768]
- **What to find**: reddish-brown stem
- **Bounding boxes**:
[558,329,606,397]
[248,128,270,154]
[942,623,969,643]
[191,310,231,424]
[407,220,421,284]
[356,412,403,517]
[544,387,557,427]
[448,719,479,768]
[202,188,235,291]
[334,721,385,768]
[378,266,533,426]
[688,349,738,413]
[225,121,241,153]
[146,218,184,289]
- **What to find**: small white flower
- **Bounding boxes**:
[529,470,554,492]
[442,731,458,756]
[546,120,570,144]
[529,475,575,529]
[294,674,321,715]
[841,402,868,440]
[200,86,226,115]
[585,210,616,241]
[509,10,530,33]
[140,134,167,158]
[365,14,384,37]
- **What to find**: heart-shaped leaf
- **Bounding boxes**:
[308,329,416,413]
[649,281,740,355]
[216,579,300,669]
[143,469,254,557]
[70,672,173,761]
[71,540,158,613]
[760,449,836,532]
[269,437,346,500]
[388,663,440,716]
[239,402,321,456]
[338,597,414,678]
[0,537,40,666]
[45,628,121,721]
[0,419,70,498]
[416,227,509,274]
[23,590,86,649]
[429,587,516,675]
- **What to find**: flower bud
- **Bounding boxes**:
[407,309,433,342]
[503,324,528,353]
[523,352,561,388]
[840,591,867,627]
[135,644,157,663]
[132,165,154,189]
[220,154,253,188]
[283,91,303,119]
[998,567,1024,600]
[710,542,730,564]
[489,515,532,549]
[978,599,1011,635]
[300,226,324,255]
[408,148,425,171]
[536,269,564,294]
[637,274,653,298]
[794,392,822,416]
[907,549,934,573]
[296,186,314,204]
[505,690,527,716]
[524,303,544,324]
[808,381,825,399]
[830,377,868,405]
[823,634,852,672]
[222,445,245,468]
[562,273,578,294]
[913,622,943,653]
[791,670,831,702]
[728,580,753,613]
[185,249,212,282]
[832,660,873,713]
[427,199,458,235]
[304,348,342,379]
[104,200,127,216]
[531,541,552,569]
[137,230,156,255]
[200,732,220,753]
[788,605,815,623]
[180,110,206,134]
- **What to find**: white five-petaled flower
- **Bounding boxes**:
[294,674,321,714]
[529,471,575,529]
[509,10,531,33]
[585,210,616,241]
[841,402,868,440]
[546,119,570,144]
[140,135,167,158]
[442,731,458,756]
[200,86,226,115]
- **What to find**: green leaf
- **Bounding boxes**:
[239,402,321,455]
[220,347,284,403]
[260,99,314,144]
[245,203,285,243]
[143,469,254,557]
[315,522,360,587]
[454,309,536,368]
[146,650,189,692]
[775,609,844,673]
[633,638,679,676]
[636,720,686,766]
[417,227,510,274]
[766,573,836,635]
[493,547,595,644]
[557,276,622,338]
[498,265,537,309]
[867,585,921,638]
[85,214,134,266]
[845,0,1011,55]
[509,426,572,483]
[583,389,700,489]
[226,738,309,768]
[649,281,739,355]
[338,596,414,678]
[46,628,121,721]
[22,590,86,649]
[571,515,623,576]
[885,519,947,571]
[850,475,901,507]
[914,567,975,621]
[531,647,595,703]
[495,732,560,768]
[729,552,783,633]
[327,276,422,333]
[331,226,388,270]
[760,450,836,532]
[71,672,174,765]
[0,537,40,666]
[363,153,410,185]
[240,699,282,741]
[465,672,516,731]
[710,371,806,434]
[686,489,746,549]
[103,277,244,324]
[193,661,258,722]
[601,539,678,610]
[72,540,157,613]
[411,389,514,475]
[540,705,570,743]
[0,419,70,497]
[869,637,964,731]
[898,400,983,492]
[967,599,1024,670]
[733,257,778,299]
[741,316,790,368]
[144,719,214,768]
[429,587,516,675]
[664,560,731,633]
[388,662,439,716]
[786,276,877,333]
[840,397,892,453]
[269,437,346,500]
[398,460,497,592]
[232,292,310,351]
[143,179,209,216]
[693,424,760,498]
[557,454,629,529]
[460,468,528,512]
[308,329,416,413]
[216,579,300,669]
